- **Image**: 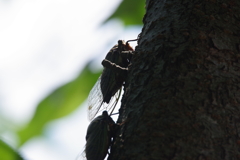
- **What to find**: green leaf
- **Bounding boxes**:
[105,0,145,26]
[17,63,101,146]
[0,139,24,160]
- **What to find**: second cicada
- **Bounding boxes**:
[88,40,135,120]
[84,111,115,160]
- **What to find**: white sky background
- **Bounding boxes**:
[0,0,141,160]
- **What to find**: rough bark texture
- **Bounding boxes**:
[109,0,240,159]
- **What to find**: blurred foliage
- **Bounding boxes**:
[17,63,101,145]
[0,139,24,160]
[105,0,145,25]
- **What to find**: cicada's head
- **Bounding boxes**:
[118,40,134,52]
[125,41,134,51]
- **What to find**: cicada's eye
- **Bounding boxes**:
[102,110,109,117]
[125,42,134,51]
[118,40,123,45]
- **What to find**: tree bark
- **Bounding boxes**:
[109,0,240,159]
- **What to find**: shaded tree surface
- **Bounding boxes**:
[109,0,240,159]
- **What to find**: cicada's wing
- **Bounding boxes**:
[88,76,122,121]
[106,86,122,116]
[88,76,103,121]
[76,148,87,160]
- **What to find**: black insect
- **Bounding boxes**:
[84,111,115,160]
[88,39,136,120]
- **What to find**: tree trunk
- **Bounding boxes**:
[109,0,240,159]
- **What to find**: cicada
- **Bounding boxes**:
[88,39,136,120]
[84,111,115,160]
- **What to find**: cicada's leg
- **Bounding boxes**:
[108,87,122,116]
[102,59,128,73]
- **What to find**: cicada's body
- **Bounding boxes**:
[101,40,133,103]
[88,40,135,120]
[84,111,115,160]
